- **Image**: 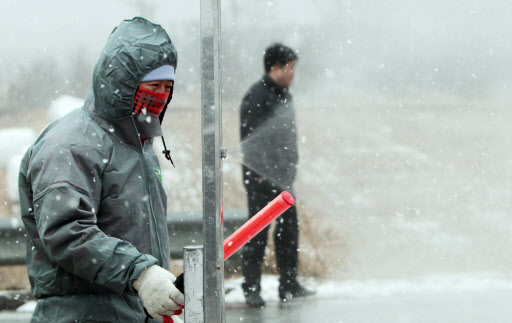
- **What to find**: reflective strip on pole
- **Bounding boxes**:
[200,0,224,322]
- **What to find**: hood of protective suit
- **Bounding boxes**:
[86,17,177,121]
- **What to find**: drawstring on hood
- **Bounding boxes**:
[158,85,174,166]
[161,136,175,168]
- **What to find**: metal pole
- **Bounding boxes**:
[184,246,204,322]
[200,0,224,322]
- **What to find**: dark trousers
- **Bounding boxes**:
[241,166,299,292]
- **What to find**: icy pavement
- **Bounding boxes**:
[225,289,512,323]
[225,273,512,302]
[3,274,512,322]
[225,274,512,323]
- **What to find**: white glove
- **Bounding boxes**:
[134,265,185,322]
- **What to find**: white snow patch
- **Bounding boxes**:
[7,154,23,202]
[16,300,37,313]
[47,95,84,123]
[9,217,20,228]
[225,274,512,304]
[0,128,35,169]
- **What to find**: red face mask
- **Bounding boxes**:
[133,87,170,116]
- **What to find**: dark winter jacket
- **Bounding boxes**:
[18,17,177,322]
[240,74,298,188]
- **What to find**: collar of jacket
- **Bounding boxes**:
[262,74,288,96]
[83,92,162,151]
[132,113,163,139]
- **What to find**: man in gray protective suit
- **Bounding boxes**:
[19,17,184,323]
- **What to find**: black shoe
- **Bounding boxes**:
[244,290,266,308]
[279,281,316,301]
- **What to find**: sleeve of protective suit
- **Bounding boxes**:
[28,140,158,295]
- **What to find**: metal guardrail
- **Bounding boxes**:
[0,209,247,266]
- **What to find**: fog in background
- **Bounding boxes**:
[3,0,512,108]
[2,0,512,284]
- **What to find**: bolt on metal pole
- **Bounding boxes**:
[200,0,224,322]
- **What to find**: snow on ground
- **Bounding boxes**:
[0,128,35,169]
[7,155,23,203]
[15,301,35,313]
[46,95,84,123]
[16,273,512,314]
[224,273,512,304]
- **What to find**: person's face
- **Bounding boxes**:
[273,60,297,87]
[139,80,174,93]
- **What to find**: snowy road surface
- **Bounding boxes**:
[2,290,511,323]
[3,275,512,322]
[225,290,512,323]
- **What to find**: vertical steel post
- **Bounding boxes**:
[200,0,224,322]
[184,246,204,322]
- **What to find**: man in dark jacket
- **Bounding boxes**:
[240,43,314,307]
[19,17,184,323]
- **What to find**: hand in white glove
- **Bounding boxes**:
[134,265,185,322]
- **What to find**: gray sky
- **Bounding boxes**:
[2,0,512,105]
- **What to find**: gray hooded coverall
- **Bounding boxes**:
[18,17,177,322]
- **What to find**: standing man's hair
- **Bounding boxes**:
[264,43,298,73]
